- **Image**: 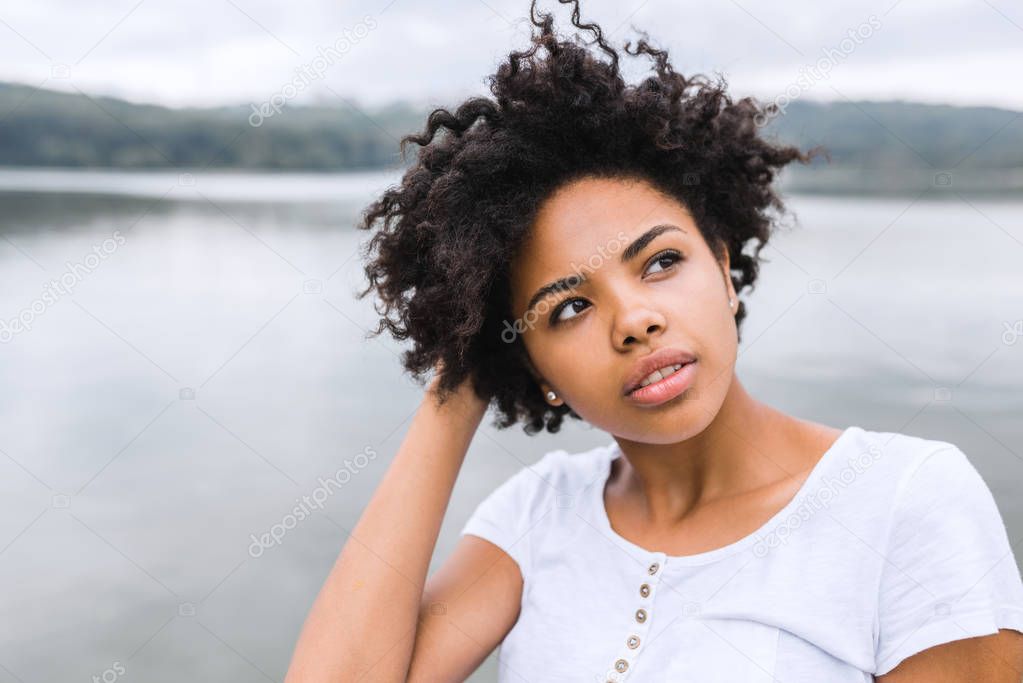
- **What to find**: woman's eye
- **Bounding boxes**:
[551,298,590,325]
[548,251,682,327]
[645,250,682,275]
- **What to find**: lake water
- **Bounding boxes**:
[0,169,1021,682]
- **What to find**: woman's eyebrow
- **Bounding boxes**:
[524,223,684,314]
[619,223,683,263]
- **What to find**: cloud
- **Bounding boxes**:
[1,0,1022,110]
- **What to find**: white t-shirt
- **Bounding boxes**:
[459,425,1023,682]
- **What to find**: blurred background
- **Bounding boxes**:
[1,0,1022,680]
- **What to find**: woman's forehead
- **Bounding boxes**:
[509,179,703,314]
[515,177,698,272]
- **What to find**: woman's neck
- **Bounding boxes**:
[607,375,841,528]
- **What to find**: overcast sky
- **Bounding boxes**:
[2,0,1022,112]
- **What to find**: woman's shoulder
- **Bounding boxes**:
[459,441,613,579]
[788,425,1008,559]
[534,440,615,481]
[778,425,1023,674]
[848,428,1023,674]
[828,425,984,498]
[861,427,1009,552]
[461,440,612,518]
[486,440,613,509]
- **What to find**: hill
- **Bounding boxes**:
[2,82,1022,194]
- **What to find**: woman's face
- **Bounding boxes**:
[508,175,739,443]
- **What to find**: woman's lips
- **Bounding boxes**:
[623,360,697,406]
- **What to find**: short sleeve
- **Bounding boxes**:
[874,444,1023,675]
[459,450,564,582]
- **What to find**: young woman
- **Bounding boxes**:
[284,1,1023,680]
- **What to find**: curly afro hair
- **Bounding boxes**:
[355,0,822,435]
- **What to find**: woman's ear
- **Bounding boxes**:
[714,237,737,301]
[713,236,731,272]
[521,352,562,406]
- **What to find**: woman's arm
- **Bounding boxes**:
[284,369,490,682]
[404,534,524,681]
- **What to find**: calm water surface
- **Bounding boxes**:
[0,169,1021,682]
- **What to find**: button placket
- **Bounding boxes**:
[602,553,666,681]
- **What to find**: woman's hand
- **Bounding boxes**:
[425,360,489,424]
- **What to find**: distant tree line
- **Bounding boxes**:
[1,81,1021,172]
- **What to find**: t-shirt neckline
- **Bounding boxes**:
[589,425,862,566]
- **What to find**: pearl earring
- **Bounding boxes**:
[729,297,735,307]
[546,390,557,401]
